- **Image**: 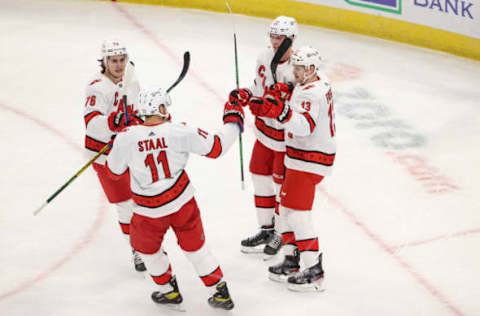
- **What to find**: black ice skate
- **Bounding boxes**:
[263,231,282,260]
[240,225,274,253]
[132,249,146,272]
[208,281,234,310]
[268,249,300,282]
[287,253,325,292]
[151,275,185,311]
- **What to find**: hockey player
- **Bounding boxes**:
[245,46,336,291]
[105,87,244,310]
[233,16,298,257]
[83,39,145,271]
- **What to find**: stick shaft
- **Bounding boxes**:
[33,144,109,215]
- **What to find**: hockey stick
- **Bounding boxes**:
[167,51,190,93]
[226,1,245,190]
[34,54,190,216]
[270,37,292,84]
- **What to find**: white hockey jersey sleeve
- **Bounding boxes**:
[171,123,240,159]
[105,131,130,178]
[282,89,321,137]
[84,85,113,149]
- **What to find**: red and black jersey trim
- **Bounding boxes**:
[105,161,128,179]
[286,146,335,166]
[84,111,102,127]
[254,195,276,209]
[205,135,222,158]
[296,237,319,252]
[85,135,110,154]
[200,266,223,287]
[255,117,285,141]
[302,112,316,133]
[132,171,190,208]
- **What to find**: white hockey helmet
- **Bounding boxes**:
[291,46,323,72]
[101,38,128,62]
[137,86,171,118]
[269,16,298,38]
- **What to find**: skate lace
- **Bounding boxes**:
[267,233,282,249]
[134,252,144,265]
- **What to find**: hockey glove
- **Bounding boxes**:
[247,96,271,117]
[269,82,294,101]
[229,88,252,106]
[108,109,142,132]
[262,93,292,123]
[223,100,245,132]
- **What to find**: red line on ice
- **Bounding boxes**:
[0,103,108,302]
[391,228,480,251]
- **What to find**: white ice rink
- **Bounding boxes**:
[1,0,479,315]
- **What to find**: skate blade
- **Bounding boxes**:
[240,245,264,254]
[262,252,279,261]
[287,280,325,292]
[268,273,288,283]
[155,303,186,312]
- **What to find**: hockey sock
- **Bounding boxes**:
[142,249,174,293]
[286,207,320,268]
[252,174,275,227]
[184,243,224,293]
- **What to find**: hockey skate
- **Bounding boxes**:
[151,275,185,312]
[240,225,274,253]
[263,231,282,260]
[132,249,146,272]
[287,253,325,292]
[268,249,300,282]
[208,281,234,310]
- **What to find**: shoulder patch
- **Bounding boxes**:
[89,79,101,86]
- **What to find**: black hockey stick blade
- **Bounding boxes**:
[167,51,190,93]
[270,37,292,84]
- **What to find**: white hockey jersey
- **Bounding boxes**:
[281,74,336,176]
[105,122,240,218]
[83,72,140,164]
[250,47,295,152]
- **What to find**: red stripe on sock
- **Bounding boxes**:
[151,265,172,285]
[200,266,223,287]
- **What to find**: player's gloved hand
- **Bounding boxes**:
[223,100,245,132]
[269,82,294,101]
[108,109,142,132]
[247,96,271,117]
[262,92,292,123]
[229,88,252,106]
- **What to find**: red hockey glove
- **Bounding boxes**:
[108,109,142,132]
[229,88,252,106]
[247,96,271,117]
[262,92,292,123]
[223,100,245,132]
[269,82,294,101]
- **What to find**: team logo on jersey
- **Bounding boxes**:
[345,0,402,14]
[149,131,156,137]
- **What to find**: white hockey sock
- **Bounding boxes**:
[278,205,296,256]
[273,182,282,231]
[286,207,320,268]
[115,199,134,236]
[184,243,223,293]
[141,249,174,293]
[252,174,275,227]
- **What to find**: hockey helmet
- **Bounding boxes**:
[269,16,298,38]
[137,86,172,118]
